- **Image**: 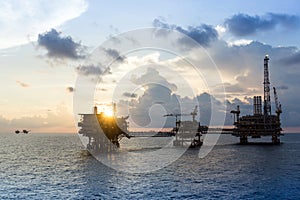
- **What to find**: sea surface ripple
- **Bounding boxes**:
[0,133,299,199]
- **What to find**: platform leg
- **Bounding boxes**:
[272,135,280,144]
[240,135,248,144]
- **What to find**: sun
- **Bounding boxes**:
[103,109,114,117]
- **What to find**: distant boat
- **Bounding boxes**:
[14,130,30,134]
[23,130,30,134]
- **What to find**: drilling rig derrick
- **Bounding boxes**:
[231,55,283,144]
[264,55,272,116]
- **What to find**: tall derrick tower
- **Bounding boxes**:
[263,55,271,116]
[230,55,283,144]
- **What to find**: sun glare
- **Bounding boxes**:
[104,109,114,117]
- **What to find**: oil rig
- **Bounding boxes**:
[230,55,283,144]
[78,104,131,152]
[163,106,208,148]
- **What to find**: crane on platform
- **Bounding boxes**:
[163,106,198,121]
[163,106,199,129]
[163,113,188,131]
[273,87,282,117]
[163,113,189,120]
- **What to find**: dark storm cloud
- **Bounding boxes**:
[38,29,85,59]
[153,19,218,47]
[225,13,300,36]
[123,92,137,98]
[66,86,74,93]
[103,48,125,62]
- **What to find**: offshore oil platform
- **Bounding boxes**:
[163,106,208,148]
[78,55,283,151]
[230,55,283,144]
[78,104,131,152]
[78,104,207,151]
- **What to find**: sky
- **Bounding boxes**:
[1,0,300,133]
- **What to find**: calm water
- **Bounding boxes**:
[0,133,299,199]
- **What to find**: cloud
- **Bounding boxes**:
[131,68,177,92]
[225,13,300,36]
[279,51,300,66]
[153,18,173,29]
[119,26,300,128]
[209,40,297,78]
[66,86,75,93]
[226,97,252,117]
[76,64,111,76]
[124,68,182,127]
[121,90,231,128]
[206,39,300,127]
[103,48,125,62]
[16,80,29,88]
[176,24,218,47]
[109,36,300,128]
[109,38,300,129]
[123,92,137,98]
[0,0,88,49]
[116,68,227,128]
[222,83,244,93]
[228,39,253,47]
[153,19,218,47]
[38,29,86,59]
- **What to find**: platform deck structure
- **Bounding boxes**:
[78,105,130,152]
[172,120,208,148]
[230,55,283,144]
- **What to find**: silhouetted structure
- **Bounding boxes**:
[231,55,283,144]
[164,106,208,148]
[78,104,130,152]
[15,129,30,134]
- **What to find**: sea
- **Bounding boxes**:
[0,133,299,199]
